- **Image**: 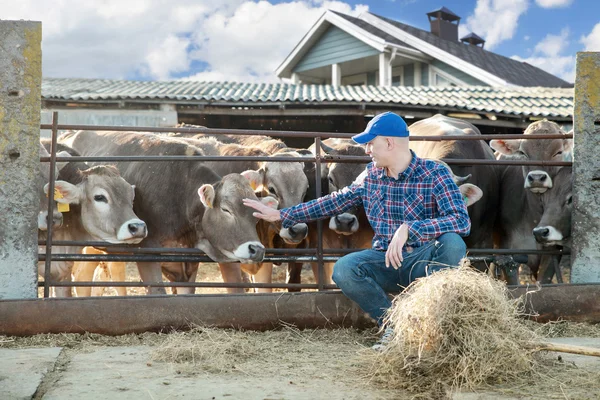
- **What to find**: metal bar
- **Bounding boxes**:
[43,112,59,298]
[41,281,320,290]
[315,137,325,291]
[38,123,573,141]
[0,292,375,335]
[3,285,600,336]
[37,241,569,256]
[39,254,342,263]
[39,154,572,167]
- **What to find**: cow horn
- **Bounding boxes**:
[454,173,472,185]
[319,141,336,155]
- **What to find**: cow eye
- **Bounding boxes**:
[328,176,335,185]
[553,151,563,157]
[268,186,277,196]
[567,195,573,205]
[222,208,232,215]
[94,194,108,203]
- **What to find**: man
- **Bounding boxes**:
[243,112,470,349]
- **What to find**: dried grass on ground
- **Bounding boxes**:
[361,265,600,399]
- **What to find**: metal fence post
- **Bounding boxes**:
[0,21,42,299]
[571,52,600,283]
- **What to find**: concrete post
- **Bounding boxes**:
[571,52,600,283]
[0,21,42,299]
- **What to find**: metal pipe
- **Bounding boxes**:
[43,112,59,298]
[38,123,573,141]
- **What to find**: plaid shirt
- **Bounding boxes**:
[280,151,471,251]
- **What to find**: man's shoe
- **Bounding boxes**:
[371,327,394,351]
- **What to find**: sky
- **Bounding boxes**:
[1,0,598,84]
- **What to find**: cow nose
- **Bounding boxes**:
[528,173,546,182]
[128,222,147,237]
[248,243,265,261]
[289,223,308,239]
[533,227,550,241]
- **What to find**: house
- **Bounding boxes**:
[276,7,572,88]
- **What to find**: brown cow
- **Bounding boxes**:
[60,130,277,294]
[490,120,572,283]
[39,141,147,297]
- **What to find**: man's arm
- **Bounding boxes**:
[405,168,471,243]
[244,170,367,227]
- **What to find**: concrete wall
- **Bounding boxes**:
[571,52,600,283]
[0,21,42,299]
[40,109,178,137]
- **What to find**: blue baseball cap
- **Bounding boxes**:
[352,112,409,144]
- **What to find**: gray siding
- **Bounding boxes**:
[293,26,379,73]
[430,60,486,85]
[421,63,429,86]
[404,64,414,87]
[367,71,377,86]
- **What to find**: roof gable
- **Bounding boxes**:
[293,25,380,73]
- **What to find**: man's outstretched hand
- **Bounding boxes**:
[386,223,409,269]
[243,198,282,222]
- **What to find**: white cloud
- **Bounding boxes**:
[511,27,574,82]
[534,27,569,56]
[464,0,529,50]
[535,0,573,8]
[581,22,600,51]
[0,0,367,82]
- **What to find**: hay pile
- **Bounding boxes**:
[365,265,543,395]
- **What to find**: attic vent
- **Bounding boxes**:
[460,32,486,48]
[426,7,460,42]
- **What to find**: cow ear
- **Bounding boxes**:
[489,139,521,155]
[198,184,215,208]
[45,181,81,204]
[241,170,264,191]
[131,185,136,201]
[261,195,279,210]
[459,183,483,207]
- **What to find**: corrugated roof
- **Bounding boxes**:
[42,78,573,118]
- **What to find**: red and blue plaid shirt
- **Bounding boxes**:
[280,151,471,251]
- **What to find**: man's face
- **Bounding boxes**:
[365,136,390,168]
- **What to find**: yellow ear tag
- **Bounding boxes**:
[53,189,70,213]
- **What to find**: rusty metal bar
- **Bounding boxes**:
[41,281,320,290]
[40,253,340,263]
[39,154,572,167]
[314,136,325,291]
[43,111,60,298]
[38,123,573,142]
[2,285,600,336]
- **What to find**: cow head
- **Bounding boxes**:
[197,173,279,263]
[44,165,147,244]
[242,152,310,243]
[490,120,572,194]
[38,144,65,231]
[533,167,572,247]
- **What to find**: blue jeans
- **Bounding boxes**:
[332,233,467,326]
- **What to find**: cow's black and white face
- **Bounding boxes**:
[197,174,278,263]
[490,120,572,194]
[533,167,572,247]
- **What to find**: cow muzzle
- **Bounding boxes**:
[279,223,308,244]
[533,226,563,244]
[525,171,553,193]
[116,218,148,243]
[233,241,265,262]
[329,213,359,235]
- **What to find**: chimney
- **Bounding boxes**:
[460,32,486,48]
[426,7,460,42]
